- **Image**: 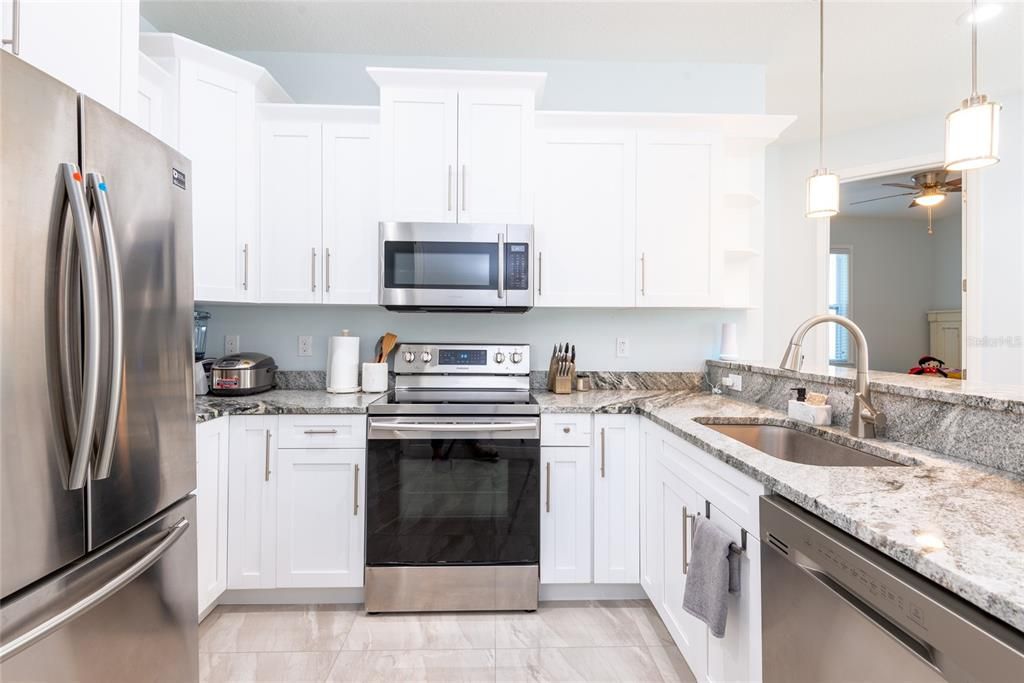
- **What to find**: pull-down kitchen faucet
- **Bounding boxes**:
[780,314,886,439]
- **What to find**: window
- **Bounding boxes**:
[828,247,852,365]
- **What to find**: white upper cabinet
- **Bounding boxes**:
[636,131,719,307]
[370,68,544,225]
[256,105,380,305]
[140,34,291,304]
[457,89,534,224]
[534,127,637,307]
[2,0,138,116]
[322,117,380,305]
[136,53,176,147]
[259,120,323,303]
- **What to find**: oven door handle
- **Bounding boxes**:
[380,422,536,432]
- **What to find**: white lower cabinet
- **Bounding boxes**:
[227,416,278,589]
[196,418,229,615]
[593,415,640,584]
[275,448,365,588]
[540,445,592,584]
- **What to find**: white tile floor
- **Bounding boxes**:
[198,600,697,682]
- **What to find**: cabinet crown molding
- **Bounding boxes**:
[140,32,292,104]
[367,67,547,102]
[537,111,795,141]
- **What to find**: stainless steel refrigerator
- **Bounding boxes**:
[0,52,198,680]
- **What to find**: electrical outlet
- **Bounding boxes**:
[298,335,313,357]
[728,373,743,391]
[616,337,630,358]
[224,335,239,355]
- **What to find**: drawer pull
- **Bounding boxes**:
[264,431,272,481]
[562,426,571,434]
[303,428,339,435]
[353,464,360,516]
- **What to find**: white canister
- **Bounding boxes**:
[326,330,360,393]
[361,362,389,393]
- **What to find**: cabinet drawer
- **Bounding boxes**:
[541,414,592,446]
[277,415,366,449]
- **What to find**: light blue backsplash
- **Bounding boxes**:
[198,304,748,372]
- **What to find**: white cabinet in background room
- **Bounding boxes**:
[540,445,592,584]
[2,0,138,116]
[636,131,719,307]
[369,68,544,224]
[136,53,177,146]
[196,417,229,616]
[593,415,640,584]
[257,105,380,305]
[140,33,292,304]
[534,127,637,307]
[227,416,278,589]
[275,448,365,588]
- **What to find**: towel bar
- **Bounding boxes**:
[704,500,749,553]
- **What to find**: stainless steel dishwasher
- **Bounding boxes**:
[760,496,1024,683]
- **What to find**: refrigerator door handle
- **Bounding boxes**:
[0,517,190,663]
[85,172,124,480]
[59,163,102,491]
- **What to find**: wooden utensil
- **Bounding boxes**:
[373,335,384,363]
[379,332,398,362]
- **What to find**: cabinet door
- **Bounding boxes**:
[196,418,229,615]
[540,446,592,584]
[379,87,457,222]
[276,449,365,588]
[227,416,277,589]
[704,501,761,683]
[658,455,708,682]
[136,54,176,147]
[534,128,636,307]
[323,121,380,305]
[179,61,258,303]
[593,415,639,584]
[259,120,323,303]
[640,426,663,601]
[7,0,137,115]
[456,89,533,224]
[636,131,719,307]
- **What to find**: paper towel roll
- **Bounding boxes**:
[326,331,360,393]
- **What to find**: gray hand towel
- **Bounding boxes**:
[681,515,741,638]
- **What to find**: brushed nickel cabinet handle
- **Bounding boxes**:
[562,426,571,434]
[545,462,551,513]
[461,164,467,212]
[641,253,646,296]
[311,247,317,292]
[242,243,249,291]
[325,248,331,293]
[683,509,697,575]
[600,428,606,478]
[538,251,543,295]
[303,428,338,435]
[2,0,20,55]
[447,165,453,212]
[353,463,360,516]
[264,431,272,481]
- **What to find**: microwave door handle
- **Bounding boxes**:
[59,164,102,491]
[497,233,505,299]
[85,173,124,480]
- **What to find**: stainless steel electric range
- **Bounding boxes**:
[364,343,539,613]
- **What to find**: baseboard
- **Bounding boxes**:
[212,583,645,608]
[539,583,646,601]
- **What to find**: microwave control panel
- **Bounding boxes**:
[505,244,530,290]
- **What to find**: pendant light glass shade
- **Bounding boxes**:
[806,168,840,218]
[945,95,1001,170]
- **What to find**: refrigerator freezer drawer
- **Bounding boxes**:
[0,496,198,682]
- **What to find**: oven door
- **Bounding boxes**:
[365,416,540,566]
[379,222,533,310]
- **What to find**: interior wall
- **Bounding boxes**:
[830,213,960,373]
[199,305,747,373]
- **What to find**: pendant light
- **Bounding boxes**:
[944,0,1001,170]
[806,0,839,218]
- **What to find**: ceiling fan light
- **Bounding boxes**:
[806,169,840,218]
[914,191,945,207]
[945,96,1001,171]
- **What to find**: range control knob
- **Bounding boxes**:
[494,352,506,364]
[420,351,432,363]
[403,350,416,363]
[511,351,523,364]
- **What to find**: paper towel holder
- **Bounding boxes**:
[327,330,361,393]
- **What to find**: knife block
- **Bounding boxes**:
[553,372,573,394]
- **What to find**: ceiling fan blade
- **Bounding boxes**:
[946,177,962,186]
[881,183,919,190]
[908,200,918,208]
[944,186,963,193]
[849,192,917,205]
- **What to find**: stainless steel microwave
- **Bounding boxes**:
[379,222,534,312]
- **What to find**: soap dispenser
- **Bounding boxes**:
[788,387,832,426]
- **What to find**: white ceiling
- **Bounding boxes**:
[840,169,961,219]
[140,1,1024,140]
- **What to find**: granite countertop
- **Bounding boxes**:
[194,387,1024,632]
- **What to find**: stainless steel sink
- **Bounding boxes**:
[704,423,905,467]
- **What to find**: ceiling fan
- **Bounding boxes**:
[850,170,962,208]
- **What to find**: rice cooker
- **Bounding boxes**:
[210,353,277,396]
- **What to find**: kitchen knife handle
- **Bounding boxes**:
[600,428,606,478]
[2,0,20,54]
[353,463,360,516]
[545,462,551,513]
[242,243,249,290]
[264,431,272,481]
[86,172,124,481]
